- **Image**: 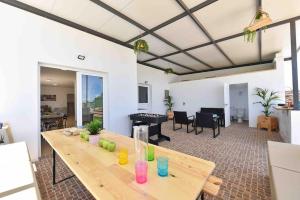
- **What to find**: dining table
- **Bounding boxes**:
[42,128,216,200]
[41,113,64,131]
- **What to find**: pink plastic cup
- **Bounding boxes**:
[135,161,148,184]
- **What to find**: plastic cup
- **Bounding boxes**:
[146,145,155,161]
[135,160,148,184]
[157,156,168,177]
[118,148,128,165]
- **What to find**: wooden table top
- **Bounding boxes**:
[42,129,215,200]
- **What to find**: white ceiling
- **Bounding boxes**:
[148,59,191,74]
[187,44,232,68]
[165,53,208,70]
[218,36,260,65]
[40,67,75,87]
[17,0,300,74]
[155,16,210,49]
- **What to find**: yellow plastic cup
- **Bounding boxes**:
[119,148,128,165]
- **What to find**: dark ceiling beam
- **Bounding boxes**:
[178,56,292,75]
[137,61,180,75]
[0,0,131,49]
[0,0,178,74]
[257,0,262,61]
[90,0,212,70]
[151,32,213,69]
[179,60,274,75]
[142,15,300,63]
[125,0,218,44]
[175,0,235,65]
[146,52,195,72]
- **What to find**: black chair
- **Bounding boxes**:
[173,111,194,133]
[201,108,225,127]
[195,112,220,138]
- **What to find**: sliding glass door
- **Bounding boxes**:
[76,73,104,127]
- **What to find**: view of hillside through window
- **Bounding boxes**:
[82,75,103,126]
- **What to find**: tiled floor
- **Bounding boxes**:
[35,122,282,200]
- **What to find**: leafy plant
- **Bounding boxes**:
[254,87,280,117]
[164,68,174,74]
[133,39,149,54]
[85,119,102,135]
[243,28,256,43]
[164,95,174,112]
[244,9,270,43]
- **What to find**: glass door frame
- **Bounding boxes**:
[76,71,108,129]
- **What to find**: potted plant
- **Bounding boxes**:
[254,87,280,132]
[85,119,102,145]
[164,95,174,120]
[133,39,149,54]
[244,8,272,43]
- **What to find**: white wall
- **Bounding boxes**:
[0,4,137,161]
[290,110,300,144]
[229,84,249,120]
[170,56,285,128]
[41,86,74,110]
[137,64,176,114]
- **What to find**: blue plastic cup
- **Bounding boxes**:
[157,156,168,177]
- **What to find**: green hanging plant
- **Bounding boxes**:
[164,68,174,74]
[243,28,256,43]
[243,8,272,43]
[133,39,149,54]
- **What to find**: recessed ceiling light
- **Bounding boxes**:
[53,83,58,86]
[46,79,52,82]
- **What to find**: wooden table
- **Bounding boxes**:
[41,114,64,131]
[42,129,216,200]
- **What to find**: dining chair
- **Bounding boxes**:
[173,111,194,133]
[195,112,220,138]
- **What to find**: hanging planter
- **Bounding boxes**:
[244,8,272,43]
[133,39,149,54]
[164,68,174,74]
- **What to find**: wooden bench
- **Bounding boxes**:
[201,175,222,200]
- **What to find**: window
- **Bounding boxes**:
[82,75,103,126]
[138,86,148,103]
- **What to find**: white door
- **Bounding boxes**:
[76,72,106,128]
[224,83,231,127]
[138,84,151,113]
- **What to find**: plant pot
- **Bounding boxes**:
[167,111,174,120]
[89,134,100,145]
[257,115,278,132]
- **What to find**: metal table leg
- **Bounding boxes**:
[52,149,75,185]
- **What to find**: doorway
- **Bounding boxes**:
[229,83,249,126]
[40,67,76,156]
[39,65,107,158]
